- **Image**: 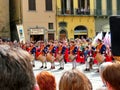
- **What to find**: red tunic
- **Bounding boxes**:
[64,48,69,62]
[76,51,85,63]
[93,53,98,64]
[105,55,112,62]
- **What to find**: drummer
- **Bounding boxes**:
[50,41,57,69]
[71,40,78,69]
[58,41,66,70]
[42,43,50,68]
[96,39,106,72]
[30,42,36,67]
[96,39,106,55]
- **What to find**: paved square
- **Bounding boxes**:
[33,61,103,90]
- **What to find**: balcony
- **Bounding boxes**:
[57,8,91,16]
[57,8,118,16]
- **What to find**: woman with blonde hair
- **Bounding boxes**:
[36,71,56,90]
[59,69,92,90]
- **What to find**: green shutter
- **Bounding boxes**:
[107,0,112,15]
[96,0,102,15]
[117,0,120,15]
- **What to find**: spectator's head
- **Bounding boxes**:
[59,69,92,90]
[99,62,113,76]
[36,71,56,90]
[102,63,120,90]
[0,45,35,90]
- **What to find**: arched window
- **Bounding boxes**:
[59,22,67,27]
[60,30,66,34]
[74,26,87,33]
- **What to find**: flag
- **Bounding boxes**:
[92,32,103,46]
[103,32,111,47]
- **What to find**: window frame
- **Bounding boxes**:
[28,0,36,11]
[45,0,53,11]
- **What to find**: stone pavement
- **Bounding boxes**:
[33,61,103,90]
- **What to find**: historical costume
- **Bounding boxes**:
[58,42,66,70]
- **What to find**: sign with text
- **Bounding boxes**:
[30,28,44,35]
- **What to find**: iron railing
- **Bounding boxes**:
[57,8,120,16]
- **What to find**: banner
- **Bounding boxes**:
[92,32,103,46]
[16,24,25,43]
[103,32,111,47]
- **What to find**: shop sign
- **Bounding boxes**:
[30,29,44,35]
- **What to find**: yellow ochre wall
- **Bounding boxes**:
[57,16,95,39]
[56,0,95,40]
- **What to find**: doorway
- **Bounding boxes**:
[59,30,67,40]
[74,25,88,39]
[74,35,87,39]
[30,35,44,42]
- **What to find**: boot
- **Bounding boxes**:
[90,63,93,69]
[40,66,43,68]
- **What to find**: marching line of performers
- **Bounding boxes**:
[20,38,113,71]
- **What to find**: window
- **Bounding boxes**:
[48,34,54,40]
[78,0,85,9]
[48,23,53,29]
[61,0,67,14]
[59,22,67,27]
[45,0,53,11]
[28,0,36,10]
[77,0,90,15]
[96,0,102,15]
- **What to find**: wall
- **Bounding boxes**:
[0,0,10,38]
[57,16,95,39]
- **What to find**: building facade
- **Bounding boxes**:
[56,0,95,40]
[0,0,10,39]
[94,0,119,35]
[10,0,56,42]
[9,0,120,41]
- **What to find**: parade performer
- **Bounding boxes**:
[58,41,66,70]
[69,41,78,69]
[64,42,69,63]
[105,45,112,62]
[48,41,57,69]
[83,46,91,71]
[56,41,63,63]
[95,39,106,72]
[36,41,46,68]
[95,39,106,64]
[76,48,84,63]
[30,42,36,67]
[42,43,50,68]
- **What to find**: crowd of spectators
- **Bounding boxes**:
[0,38,120,90]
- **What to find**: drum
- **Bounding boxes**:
[56,54,64,61]
[87,57,94,65]
[95,53,105,63]
[37,54,46,63]
[69,54,76,61]
[46,53,55,62]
